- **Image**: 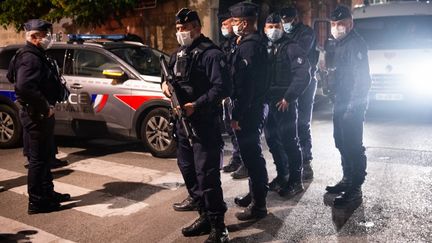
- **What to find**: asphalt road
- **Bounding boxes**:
[0,102,431,243]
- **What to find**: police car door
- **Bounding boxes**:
[64,48,132,137]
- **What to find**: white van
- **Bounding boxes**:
[353,1,432,104]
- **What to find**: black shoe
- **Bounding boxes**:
[326,177,352,194]
[333,187,363,208]
[50,159,68,168]
[279,181,304,198]
[269,176,286,192]
[52,191,71,202]
[231,165,248,179]
[0,186,4,192]
[28,201,61,215]
[222,158,241,173]
[303,161,314,181]
[235,204,267,221]
[205,216,229,243]
[173,196,199,211]
[182,213,211,237]
[234,193,251,207]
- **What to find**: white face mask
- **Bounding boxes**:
[331,25,347,40]
[265,28,283,42]
[176,31,193,47]
[282,22,293,33]
[39,34,53,50]
[232,24,243,37]
[221,27,231,38]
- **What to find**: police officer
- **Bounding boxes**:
[161,8,230,242]
[7,19,70,214]
[324,5,371,207]
[218,11,248,180]
[228,2,269,221]
[263,13,310,197]
[280,6,319,181]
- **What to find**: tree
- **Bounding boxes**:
[0,0,139,31]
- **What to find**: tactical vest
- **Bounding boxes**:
[267,38,296,88]
[173,39,218,105]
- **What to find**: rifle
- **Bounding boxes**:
[160,55,196,146]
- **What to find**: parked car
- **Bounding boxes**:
[0,34,176,157]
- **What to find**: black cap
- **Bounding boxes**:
[229,1,258,18]
[265,13,282,24]
[330,5,352,21]
[176,8,201,25]
[24,19,52,32]
[280,7,297,18]
[218,11,231,22]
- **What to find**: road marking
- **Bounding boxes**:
[0,215,75,242]
[64,158,184,190]
[0,168,149,217]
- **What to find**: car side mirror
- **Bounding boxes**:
[102,69,128,83]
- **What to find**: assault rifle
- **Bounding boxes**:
[160,55,196,146]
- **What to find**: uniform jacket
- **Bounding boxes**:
[230,32,268,121]
[266,35,311,103]
[332,29,371,111]
[287,22,319,74]
[10,42,62,117]
[168,35,231,118]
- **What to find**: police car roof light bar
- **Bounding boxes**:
[67,34,128,43]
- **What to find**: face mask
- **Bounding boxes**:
[265,28,283,42]
[331,26,347,40]
[176,31,193,47]
[39,34,53,50]
[283,22,293,33]
[232,23,244,37]
[221,27,231,38]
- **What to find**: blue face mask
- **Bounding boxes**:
[283,22,293,33]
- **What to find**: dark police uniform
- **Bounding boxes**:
[218,12,245,175]
[7,19,70,214]
[228,2,269,220]
[281,7,319,177]
[263,13,311,197]
[324,5,371,207]
[165,8,230,242]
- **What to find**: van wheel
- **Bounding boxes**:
[0,104,22,148]
[141,107,176,158]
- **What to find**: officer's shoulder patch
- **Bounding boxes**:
[220,59,226,68]
[297,57,304,65]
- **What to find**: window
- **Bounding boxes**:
[72,49,121,78]
[110,47,165,76]
[46,49,66,73]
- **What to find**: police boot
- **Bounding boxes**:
[28,200,61,215]
[205,216,229,243]
[173,195,199,211]
[182,211,211,237]
[333,186,363,208]
[231,164,248,179]
[268,176,287,192]
[325,177,352,194]
[278,180,304,198]
[234,193,251,207]
[302,160,314,181]
[222,158,241,173]
[51,191,71,202]
[235,204,267,221]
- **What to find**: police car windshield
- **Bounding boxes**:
[110,46,165,76]
[354,15,432,50]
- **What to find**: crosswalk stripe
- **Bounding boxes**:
[64,158,184,190]
[0,215,75,243]
[0,168,150,217]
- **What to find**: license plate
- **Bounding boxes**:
[375,93,404,101]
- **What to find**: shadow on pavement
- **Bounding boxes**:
[0,230,38,243]
[228,213,284,243]
[0,169,74,192]
[64,181,165,210]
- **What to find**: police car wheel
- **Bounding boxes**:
[141,108,176,158]
[0,104,22,148]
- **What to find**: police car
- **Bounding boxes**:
[0,34,176,157]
